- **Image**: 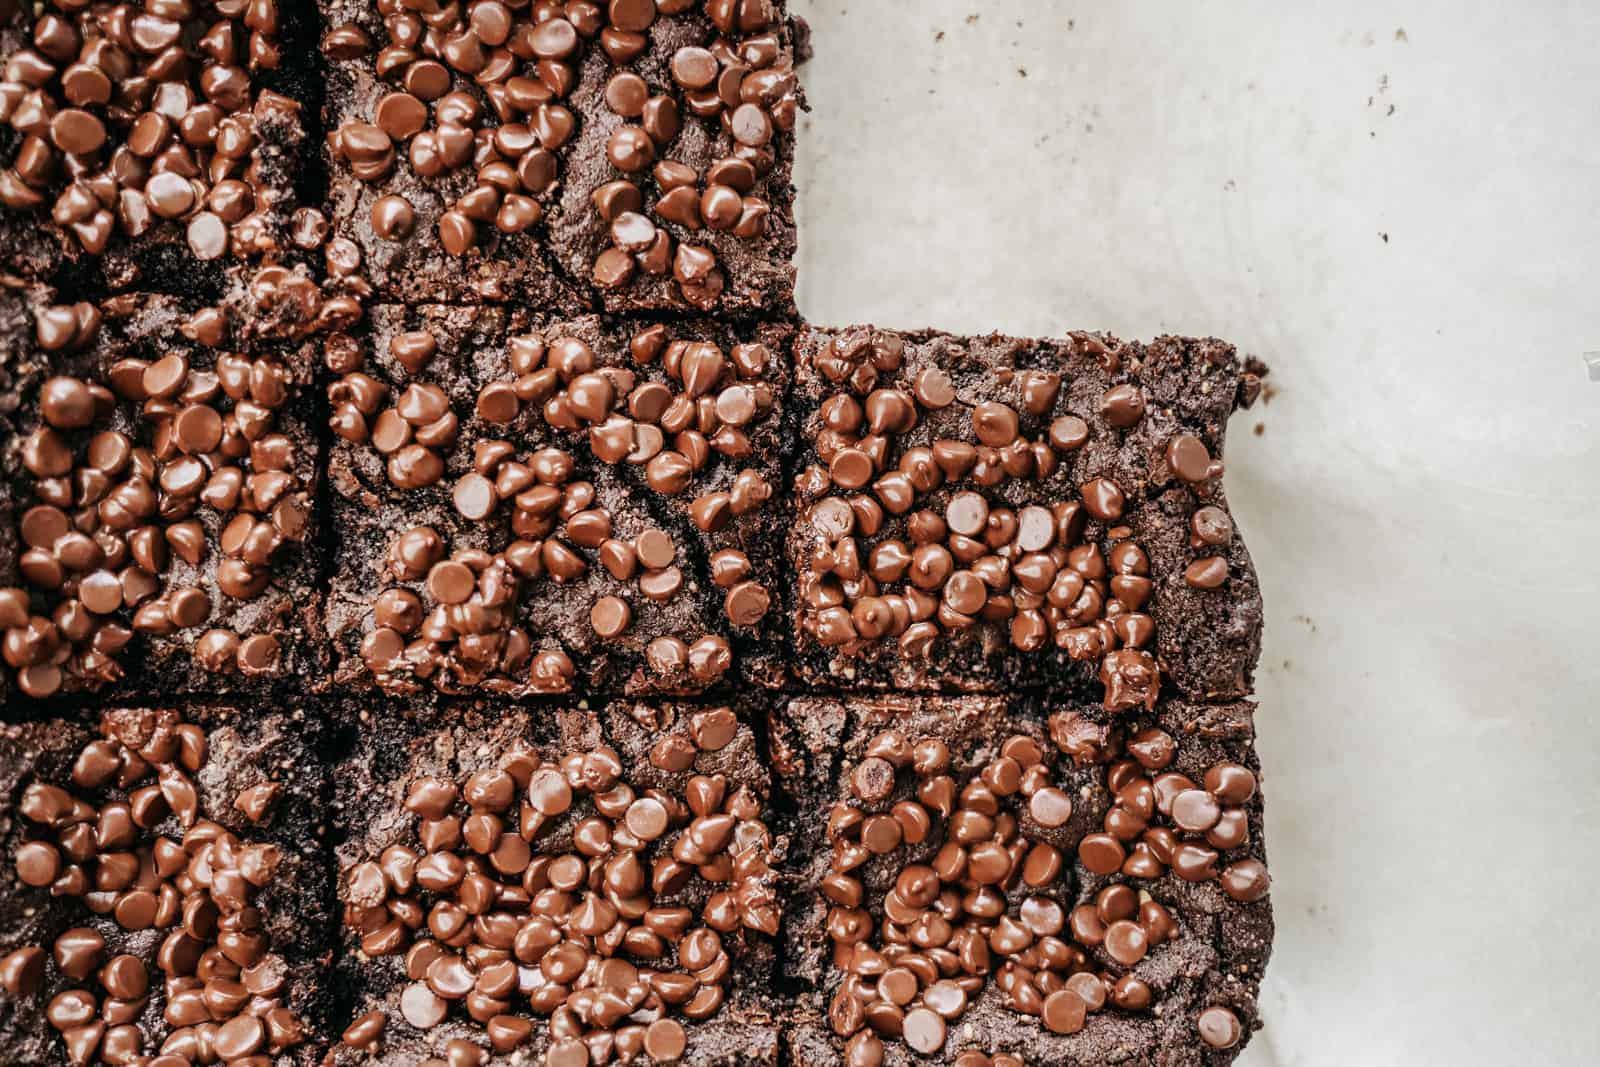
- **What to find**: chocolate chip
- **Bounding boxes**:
[0,947,45,996]
[1198,1005,1243,1048]
[1077,477,1125,522]
[371,194,416,240]
[1166,433,1216,482]
[1101,384,1146,427]
[902,1008,945,1054]
[1184,556,1229,589]
[971,401,1018,445]
[1042,989,1088,1034]
[724,581,770,627]
[1191,505,1234,546]
[591,595,632,638]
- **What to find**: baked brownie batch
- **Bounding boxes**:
[0,1,1272,1064]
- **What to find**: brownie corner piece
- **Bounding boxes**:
[786,324,1262,707]
[770,691,1272,1065]
[550,0,801,316]
[326,310,791,699]
[1,287,328,703]
[0,703,334,1065]
[327,697,783,1065]
[0,0,321,294]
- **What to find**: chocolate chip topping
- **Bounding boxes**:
[795,328,1159,709]
[4,710,308,1064]
[339,715,779,1063]
[0,0,300,266]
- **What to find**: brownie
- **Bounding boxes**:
[325,697,784,1065]
[785,325,1263,703]
[0,283,327,701]
[317,0,585,306]
[768,693,1272,1065]
[548,0,801,315]
[0,704,334,1065]
[325,306,790,697]
[0,0,320,293]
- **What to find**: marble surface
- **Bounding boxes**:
[790,2,1600,1064]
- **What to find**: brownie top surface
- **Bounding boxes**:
[0,0,319,293]
[0,705,331,1066]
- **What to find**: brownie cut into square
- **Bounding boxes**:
[325,697,784,1065]
[786,325,1263,705]
[0,0,320,293]
[0,704,335,1066]
[0,281,327,702]
[318,0,588,306]
[325,306,790,697]
[548,0,802,315]
[768,692,1272,1066]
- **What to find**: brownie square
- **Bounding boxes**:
[325,307,790,697]
[0,704,334,1066]
[769,693,1272,1066]
[317,0,587,306]
[0,286,326,702]
[549,1,802,315]
[785,325,1262,704]
[0,0,319,292]
[325,698,783,1065]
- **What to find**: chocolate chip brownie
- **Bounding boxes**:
[0,0,321,293]
[325,698,783,1065]
[0,284,327,699]
[0,704,333,1066]
[786,326,1263,702]
[325,306,789,697]
[769,692,1271,1065]
[548,0,801,315]
[318,0,798,314]
[318,0,588,306]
